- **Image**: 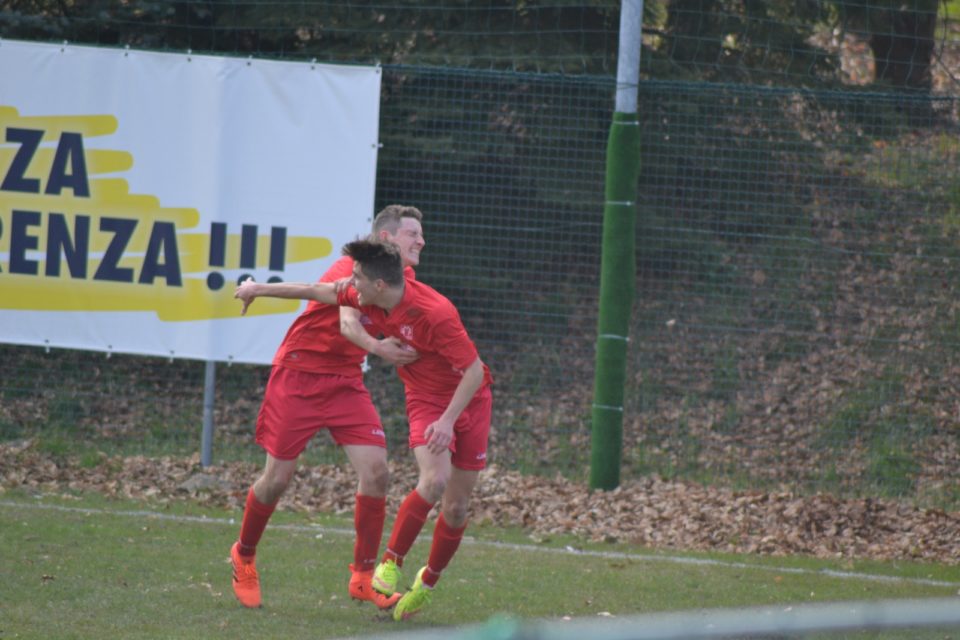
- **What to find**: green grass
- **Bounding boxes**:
[3,489,959,639]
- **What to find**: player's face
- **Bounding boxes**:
[383,217,424,267]
[351,263,380,306]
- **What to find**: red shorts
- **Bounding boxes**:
[255,366,385,460]
[405,385,492,471]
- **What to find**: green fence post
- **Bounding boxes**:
[590,0,642,490]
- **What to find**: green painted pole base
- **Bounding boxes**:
[589,111,639,491]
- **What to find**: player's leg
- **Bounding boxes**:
[239,454,298,557]
[426,465,478,576]
[373,447,449,595]
[230,366,325,608]
[231,454,297,608]
[413,444,453,503]
[391,467,477,621]
[341,443,400,609]
[343,443,390,498]
[326,376,398,608]
[343,444,390,572]
[252,453,299,504]
[374,394,451,595]
[393,387,491,621]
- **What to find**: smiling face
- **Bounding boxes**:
[380,216,424,268]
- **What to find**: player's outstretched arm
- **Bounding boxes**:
[234,278,337,315]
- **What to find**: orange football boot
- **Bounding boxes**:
[349,564,402,610]
[230,542,262,608]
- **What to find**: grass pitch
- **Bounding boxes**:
[3,489,959,639]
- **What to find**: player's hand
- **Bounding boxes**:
[374,337,419,366]
[424,419,454,455]
[234,278,258,316]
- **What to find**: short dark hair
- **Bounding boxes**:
[343,239,404,287]
[372,204,423,236]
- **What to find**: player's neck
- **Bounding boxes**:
[379,281,405,313]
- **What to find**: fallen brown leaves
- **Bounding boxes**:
[3,440,957,565]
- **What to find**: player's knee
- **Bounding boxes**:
[418,474,449,503]
[257,469,294,503]
[441,499,469,527]
[358,461,389,496]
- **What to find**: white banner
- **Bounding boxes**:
[0,40,381,364]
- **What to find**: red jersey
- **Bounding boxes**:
[271,256,374,376]
[338,277,493,396]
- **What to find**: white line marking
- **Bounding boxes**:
[3,499,958,589]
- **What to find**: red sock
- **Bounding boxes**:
[383,489,434,567]
[422,513,466,587]
[353,493,386,572]
[237,487,277,557]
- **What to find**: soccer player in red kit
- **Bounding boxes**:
[235,239,493,621]
[229,206,425,610]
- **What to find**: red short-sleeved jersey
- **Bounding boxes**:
[338,277,493,396]
[271,256,375,376]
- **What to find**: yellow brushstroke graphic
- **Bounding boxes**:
[0,273,302,321]
[0,106,119,139]
[0,107,332,321]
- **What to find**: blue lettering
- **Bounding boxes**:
[46,213,90,278]
[1,128,43,193]
[269,226,287,271]
[45,132,90,197]
[139,222,182,286]
[240,224,257,268]
[93,217,136,283]
[9,210,41,274]
[3,211,188,287]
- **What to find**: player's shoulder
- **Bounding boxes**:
[320,255,355,282]
[405,279,459,318]
[408,278,452,305]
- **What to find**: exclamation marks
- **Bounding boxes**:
[270,227,287,272]
[206,222,227,291]
[206,223,287,290]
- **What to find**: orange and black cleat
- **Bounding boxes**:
[230,542,262,608]
[348,564,402,610]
